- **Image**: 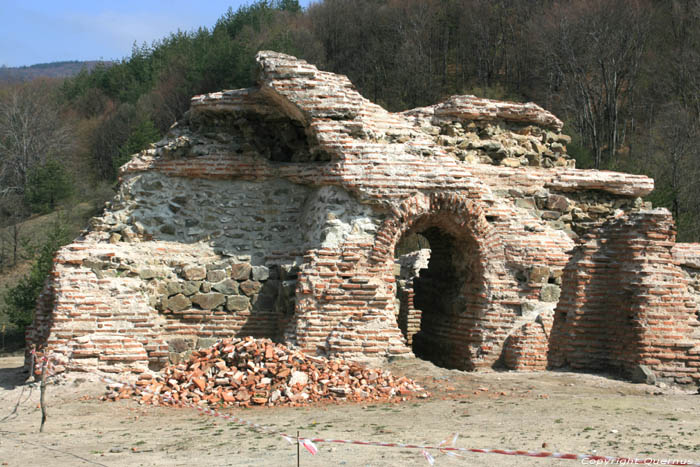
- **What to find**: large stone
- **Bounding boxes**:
[631,365,656,385]
[163,294,191,312]
[540,284,561,303]
[240,280,263,296]
[138,267,162,280]
[231,263,252,281]
[183,265,207,281]
[212,279,239,295]
[165,281,182,295]
[191,292,225,309]
[196,337,217,349]
[168,338,194,353]
[529,266,550,284]
[546,194,570,211]
[251,265,270,281]
[500,157,522,168]
[515,198,536,210]
[207,269,228,282]
[182,281,201,296]
[226,295,250,311]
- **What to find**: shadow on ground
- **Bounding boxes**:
[0,364,28,390]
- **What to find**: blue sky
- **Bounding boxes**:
[0,1,314,67]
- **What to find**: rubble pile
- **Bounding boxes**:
[105,337,427,407]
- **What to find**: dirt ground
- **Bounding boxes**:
[1,353,699,467]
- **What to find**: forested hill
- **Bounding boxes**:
[0,61,110,84]
[0,0,699,337]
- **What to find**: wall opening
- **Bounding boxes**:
[394,220,481,369]
[191,110,331,162]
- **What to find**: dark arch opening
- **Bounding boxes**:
[394,220,481,369]
[191,110,331,163]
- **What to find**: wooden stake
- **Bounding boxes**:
[29,346,36,383]
[297,430,300,467]
[39,361,47,433]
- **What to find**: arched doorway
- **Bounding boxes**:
[376,193,495,370]
[394,219,483,369]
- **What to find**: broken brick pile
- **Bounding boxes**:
[105,337,427,407]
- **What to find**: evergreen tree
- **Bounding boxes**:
[3,218,70,331]
[24,159,73,213]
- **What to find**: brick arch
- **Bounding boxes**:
[371,192,500,266]
[372,192,504,370]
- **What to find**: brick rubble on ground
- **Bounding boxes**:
[104,337,427,407]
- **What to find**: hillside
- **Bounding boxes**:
[0,60,111,84]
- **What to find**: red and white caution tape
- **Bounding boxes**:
[42,353,700,466]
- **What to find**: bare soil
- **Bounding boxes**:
[1,353,698,467]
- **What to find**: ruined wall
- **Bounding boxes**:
[549,211,700,384]
[26,51,700,383]
[396,249,430,345]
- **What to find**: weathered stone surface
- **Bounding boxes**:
[240,280,262,296]
[212,279,239,295]
[231,263,252,281]
[540,284,561,303]
[191,292,225,309]
[226,295,250,311]
[183,265,206,281]
[631,365,656,385]
[182,281,201,296]
[196,337,217,349]
[251,265,270,281]
[163,294,190,312]
[138,267,162,280]
[165,281,182,295]
[207,269,227,282]
[529,266,550,284]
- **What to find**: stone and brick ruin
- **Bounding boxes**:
[26,51,700,385]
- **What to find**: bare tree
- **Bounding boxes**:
[534,0,650,169]
[0,80,73,199]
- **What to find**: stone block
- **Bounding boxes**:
[226,295,250,311]
[529,266,550,284]
[231,263,252,280]
[631,365,656,385]
[191,292,225,309]
[212,279,239,295]
[207,269,227,282]
[182,281,201,296]
[251,265,270,281]
[165,281,182,296]
[515,198,536,210]
[240,280,263,296]
[183,265,207,281]
[520,301,539,319]
[540,284,561,303]
[196,338,218,349]
[138,268,161,280]
[541,210,561,220]
[163,294,191,312]
[546,194,570,211]
[168,338,194,353]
